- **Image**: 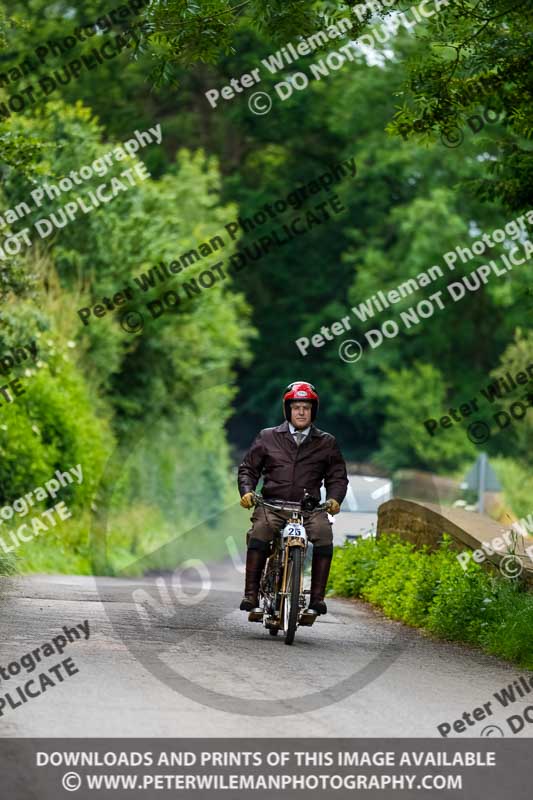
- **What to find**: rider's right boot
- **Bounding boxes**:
[239,538,269,611]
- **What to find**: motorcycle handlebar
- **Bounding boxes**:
[251,492,328,513]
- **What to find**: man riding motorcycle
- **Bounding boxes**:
[238,381,348,615]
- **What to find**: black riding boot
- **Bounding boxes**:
[309,544,333,615]
[239,538,269,611]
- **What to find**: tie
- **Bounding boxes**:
[295,432,304,447]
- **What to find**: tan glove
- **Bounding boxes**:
[240,492,255,509]
[326,498,340,515]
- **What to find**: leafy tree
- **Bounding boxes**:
[373,362,475,471]
[386,0,533,209]
[0,0,530,578]
[490,327,533,463]
[0,93,254,570]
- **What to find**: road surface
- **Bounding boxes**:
[0,553,530,739]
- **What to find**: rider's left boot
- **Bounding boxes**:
[308,544,333,615]
[239,538,269,611]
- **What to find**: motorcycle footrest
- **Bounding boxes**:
[299,609,318,626]
[248,609,263,622]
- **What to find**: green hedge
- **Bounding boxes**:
[328,535,533,668]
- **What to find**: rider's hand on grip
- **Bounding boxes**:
[326,498,340,515]
[240,492,255,509]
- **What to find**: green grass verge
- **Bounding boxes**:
[328,534,533,668]
[0,552,16,577]
[2,495,246,577]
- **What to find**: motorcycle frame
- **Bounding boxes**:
[262,509,308,630]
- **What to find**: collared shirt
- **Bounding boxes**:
[288,422,311,445]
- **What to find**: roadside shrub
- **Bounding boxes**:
[328,536,382,596]
[329,534,533,668]
[391,545,443,626]
[425,547,495,643]
[362,539,426,620]
[479,582,533,665]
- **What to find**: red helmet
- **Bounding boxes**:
[283,381,319,422]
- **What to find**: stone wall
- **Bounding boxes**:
[377,498,533,586]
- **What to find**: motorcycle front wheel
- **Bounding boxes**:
[283,547,302,645]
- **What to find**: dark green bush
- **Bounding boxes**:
[0,359,109,510]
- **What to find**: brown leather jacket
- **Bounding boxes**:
[238,420,348,504]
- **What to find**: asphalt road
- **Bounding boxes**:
[0,553,531,739]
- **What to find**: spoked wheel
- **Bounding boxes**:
[283,547,302,645]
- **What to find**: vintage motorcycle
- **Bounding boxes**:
[247,492,328,645]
